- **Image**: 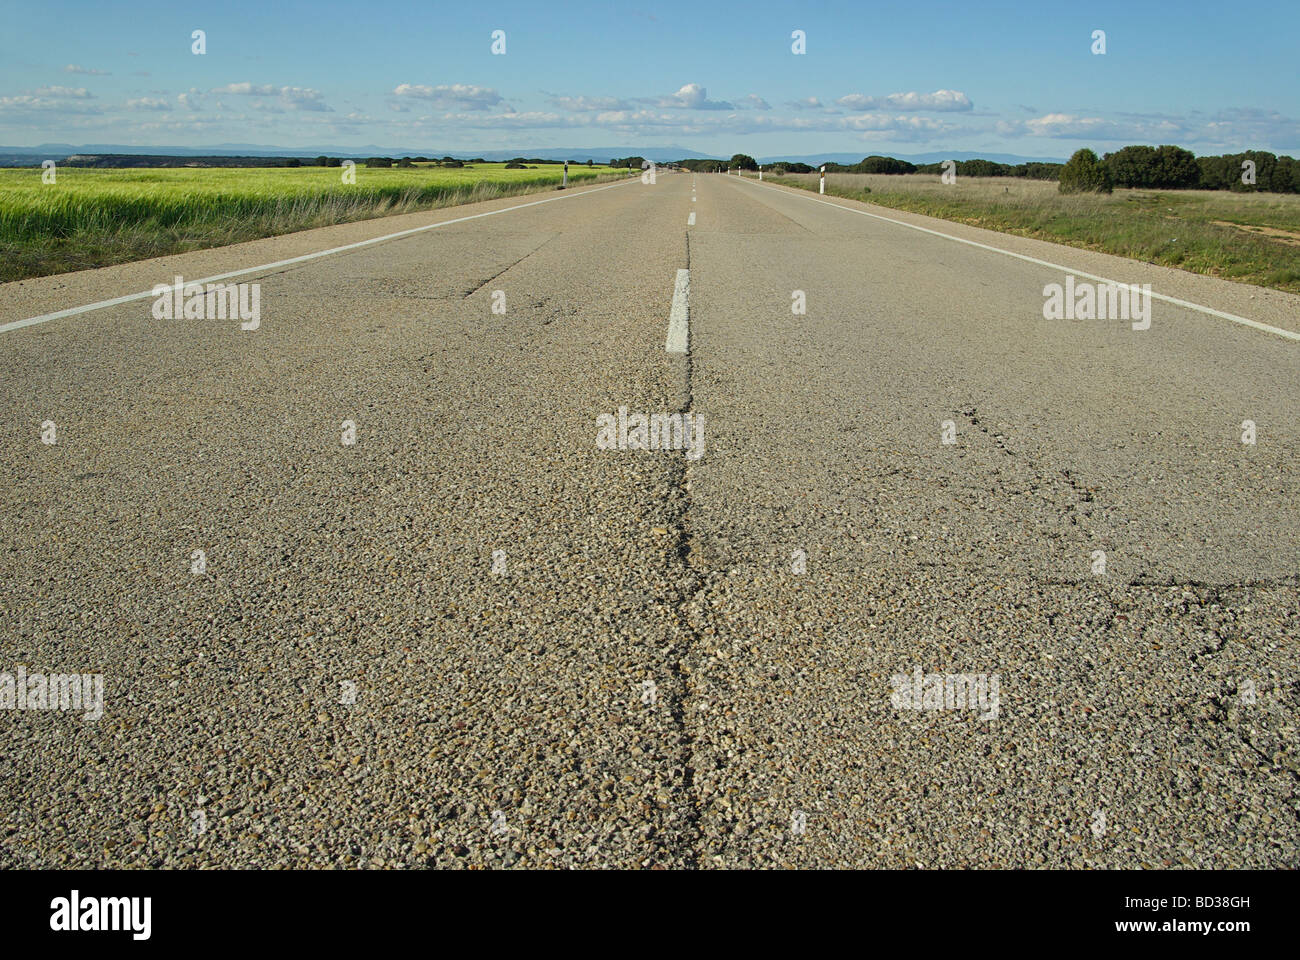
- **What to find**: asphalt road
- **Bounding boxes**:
[1,171,1296,868]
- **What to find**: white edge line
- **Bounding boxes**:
[734,176,1300,343]
[666,268,689,354]
[0,178,636,335]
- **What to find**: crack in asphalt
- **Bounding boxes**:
[460,235,555,299]
[659,229,709,867]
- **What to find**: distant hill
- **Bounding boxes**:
[0,144,714,167]
[0,144,1072,169]
[755,150,1069,166]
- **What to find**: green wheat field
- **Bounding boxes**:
[0,162,627,282]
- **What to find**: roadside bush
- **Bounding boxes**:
[1152,145,1199,188]
[854,155,917,174]
[961,158,1002,178]
[1023,162,1062,181]
[1059,149,1112,193]
[1274,155,1300,193]
[1103,145,1197,188]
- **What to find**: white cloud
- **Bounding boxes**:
[426,110,571,129]
[33,85,94,99]
[278,86,330,111]
[1010,113,1180,140]
[1198,108,1300,151]
[1000,109,1300,150]
[64,65,110,76]
[739,94,771,110]
[837,89,972,113]
[125,97,171,111]
[392,83,503,110]
[655,83,733,110]
[210,83,332,111]
[546,94,633,111]
[0,95,102,119]
[387,103,958,142]
[212,82,278,96]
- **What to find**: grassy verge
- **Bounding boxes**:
[755,172,1300,294]
[0,163,632,282]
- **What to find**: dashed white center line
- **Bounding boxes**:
[688,212,696,226]
[665,268,689,354]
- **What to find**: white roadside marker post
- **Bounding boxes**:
[563,160,568,189]
[759,165,763,181]
[819,165,825,194]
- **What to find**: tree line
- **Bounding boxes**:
[676,154,1061,178]
[356,156,486,168]
[307,156,600,168]
[1058,145,1300,194]
[674,146,1300,195]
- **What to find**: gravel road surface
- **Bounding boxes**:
[1,171,1296,868]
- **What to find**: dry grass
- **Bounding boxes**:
[757,172,1300,293]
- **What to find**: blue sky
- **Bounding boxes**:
[1,0,1297,158]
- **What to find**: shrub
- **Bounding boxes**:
[1059,149,1112,193]
[957,158,1000,178]
[1023,162,1062,181]
[1103,145,1197,188]
[854,155,917,175]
